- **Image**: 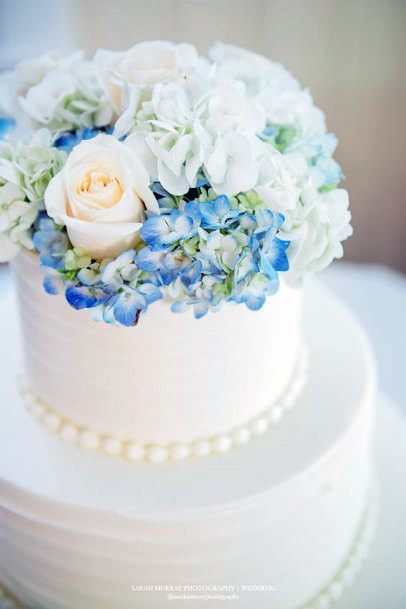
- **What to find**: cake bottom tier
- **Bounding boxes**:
[0,282,376,609]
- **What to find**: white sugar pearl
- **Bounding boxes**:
[269,406,283,425]
[29,402,46,420]
[340,567,355,586]
[102,437,123,457]
[251,417,269,436]
[232,427,251,445]
[192,440,212,457]
[80,430,100,450]
[23,391,36,407]
[125,443,146,461]
[281,392,296,410]
[291,379,304,397]
[315,593,330,609]
[44,412,61,432]
[171,443,191,461]
[330,582,343,601]
[147,445,169,463]
[213,435,232,453]
[60,423,78,443]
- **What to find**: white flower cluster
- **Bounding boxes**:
[0,51,113,132]
[0,130,66,261]
[95,41,351,283]
[0,41,352,282]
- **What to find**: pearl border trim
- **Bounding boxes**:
[19,345,309,463]
[300,479,379,609]
[0,480,379,609]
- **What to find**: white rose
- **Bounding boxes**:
[95,40,199,113]
[44,134,159,259]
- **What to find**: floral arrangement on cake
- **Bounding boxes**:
[0,41,352,325]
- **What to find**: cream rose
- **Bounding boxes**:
[44,134,159,259]
[94,40,199,113]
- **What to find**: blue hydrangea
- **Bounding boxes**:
[54,127,112,151]
[65,284,113,309]
[109,283,162,327]
[0,118,15,140]
[288,133,343,190]
[141,201,201,248]
[32,215,69,269]
[199,195,239,229]
[36,186,291,325]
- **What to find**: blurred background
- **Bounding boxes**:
[0,0,405,271]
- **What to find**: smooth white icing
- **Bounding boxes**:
[0,282,376,609]
[11,250,303,445]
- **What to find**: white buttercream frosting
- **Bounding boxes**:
[18,343,308,461]
[0,281,376,609]
[12,249,303,446]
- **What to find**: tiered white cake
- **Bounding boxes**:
[0,264,376,609]
[0,40,375,609]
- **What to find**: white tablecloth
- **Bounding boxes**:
[1,260,405,410]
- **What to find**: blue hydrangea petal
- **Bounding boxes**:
[43,274,62,295]
[180,260,202,288]
[173,214,193,237]
[193,300,209,319]
[214,195,230,218]
[136,247,165,272]
[141,215,174,247]
[137,283,163,305]
[261,237,290,276]
[184,200,201,225]
[234,250,258,284]
[244,292,266,311]
[66,285,112,310]
[0,117,15,139]
[113,291,147,327]
[171,300,187,314]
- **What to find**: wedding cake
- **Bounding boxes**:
[0,41,377,609]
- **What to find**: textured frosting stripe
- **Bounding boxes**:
[0,480,379,609]
[19,345,309,463]
[13,250,303,444]
[300,479,379,609]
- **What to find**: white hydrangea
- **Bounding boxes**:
[0,40,352,282]
[95,40,209,115]
[282,187,353,285]
[123,77,267,196]
[210,42,326,139]
[254,149,352,284]
[0,179,38,262]
[0,130,67,261]
[210,42,299,94]
[0,52,114,132]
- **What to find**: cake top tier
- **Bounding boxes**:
[0,41,352,327]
